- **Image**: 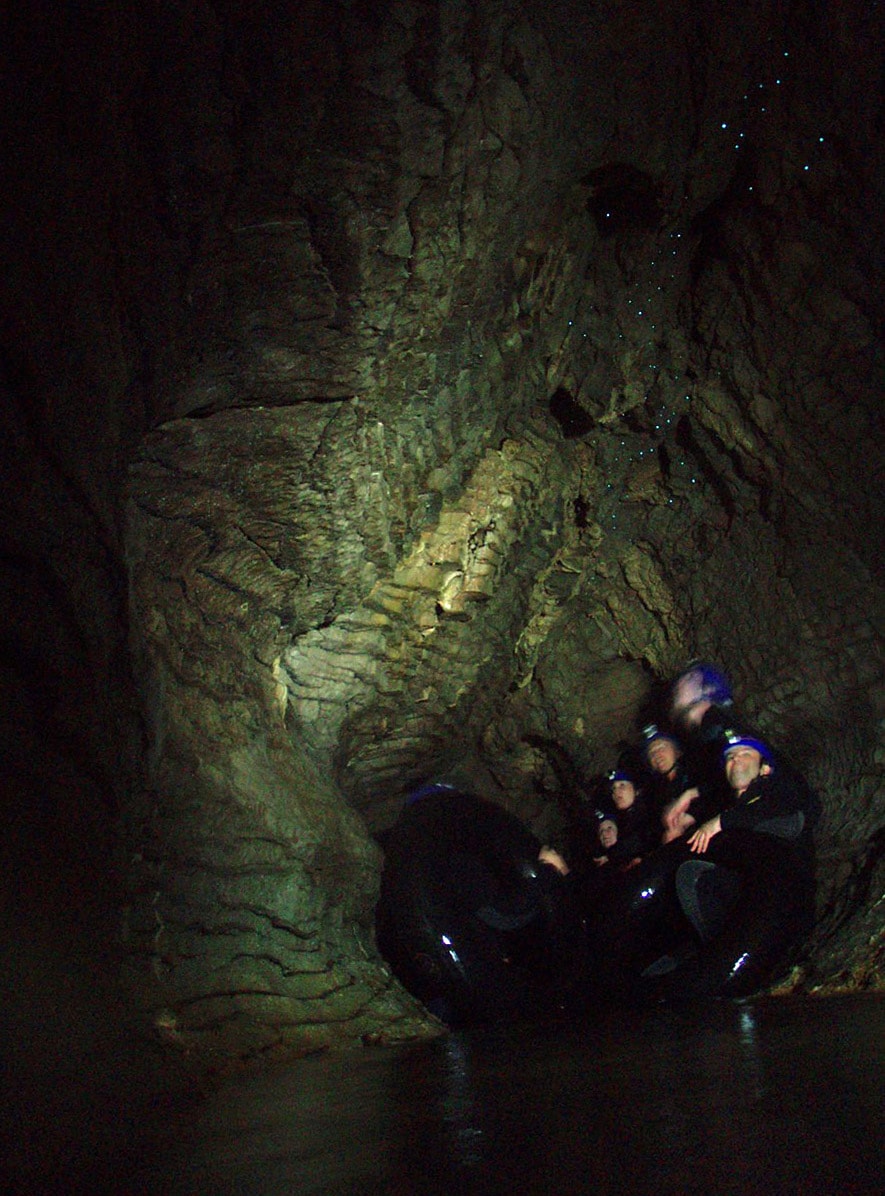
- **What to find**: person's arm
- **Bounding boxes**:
[538,845,570,876]
[661,786,699,840]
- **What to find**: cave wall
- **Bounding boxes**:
[1,0,882,1060]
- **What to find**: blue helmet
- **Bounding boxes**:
[722,731,772,764]
[642,723,681,756]
[681,663,732,704]
[607,768,634,785]
[671,662,734,714]
[405,782,458,804]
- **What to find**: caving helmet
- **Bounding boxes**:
[679,669,731,703]
[641,723,681,757]
[722,730,773,764]
[607,767,634,785]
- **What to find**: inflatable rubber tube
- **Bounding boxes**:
[595,830,813,1000]
[376,788,574,1022]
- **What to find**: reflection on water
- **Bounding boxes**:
[441,1032,484,1170]
[736,1004,766,1101]
[141,995,884,1195]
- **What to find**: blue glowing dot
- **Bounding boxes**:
[804,164,810,170]
[721,122,728,129]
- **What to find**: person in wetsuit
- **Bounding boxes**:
[661,662,741,840]
[675,729,821,946]
[641,724,703,843]
[593,768,659,871]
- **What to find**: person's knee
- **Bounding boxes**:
[676,860,742,942]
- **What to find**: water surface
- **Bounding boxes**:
[141,994,883,1195]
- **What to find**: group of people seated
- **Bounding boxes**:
[378,660,822,1016]
[538,662,820,975]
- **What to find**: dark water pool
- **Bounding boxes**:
[137,995,883,1195]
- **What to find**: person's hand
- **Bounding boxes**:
[662,788,699,838]
[538,846,570,875]
[687,815,722,853]
[662,813,696,843]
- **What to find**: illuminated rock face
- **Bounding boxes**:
[1,2,882,1057]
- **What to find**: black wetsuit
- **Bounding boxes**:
[674,702,747,824]
[597,796,659,869]
[595,752,821,998]
[719,758,820,880]
[645,758,689,815]
[376,788,588,1020]
[676,757,820,950]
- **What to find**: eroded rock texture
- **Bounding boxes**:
[1,1,882,1059]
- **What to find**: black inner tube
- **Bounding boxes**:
[376,789,579,1022]
[595,829,815,1000]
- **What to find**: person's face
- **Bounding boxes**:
[647,739,678,774]
[611,780,636,810]
[725,747,767,794]
[598,820,618,848]
[670,671,711,728]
